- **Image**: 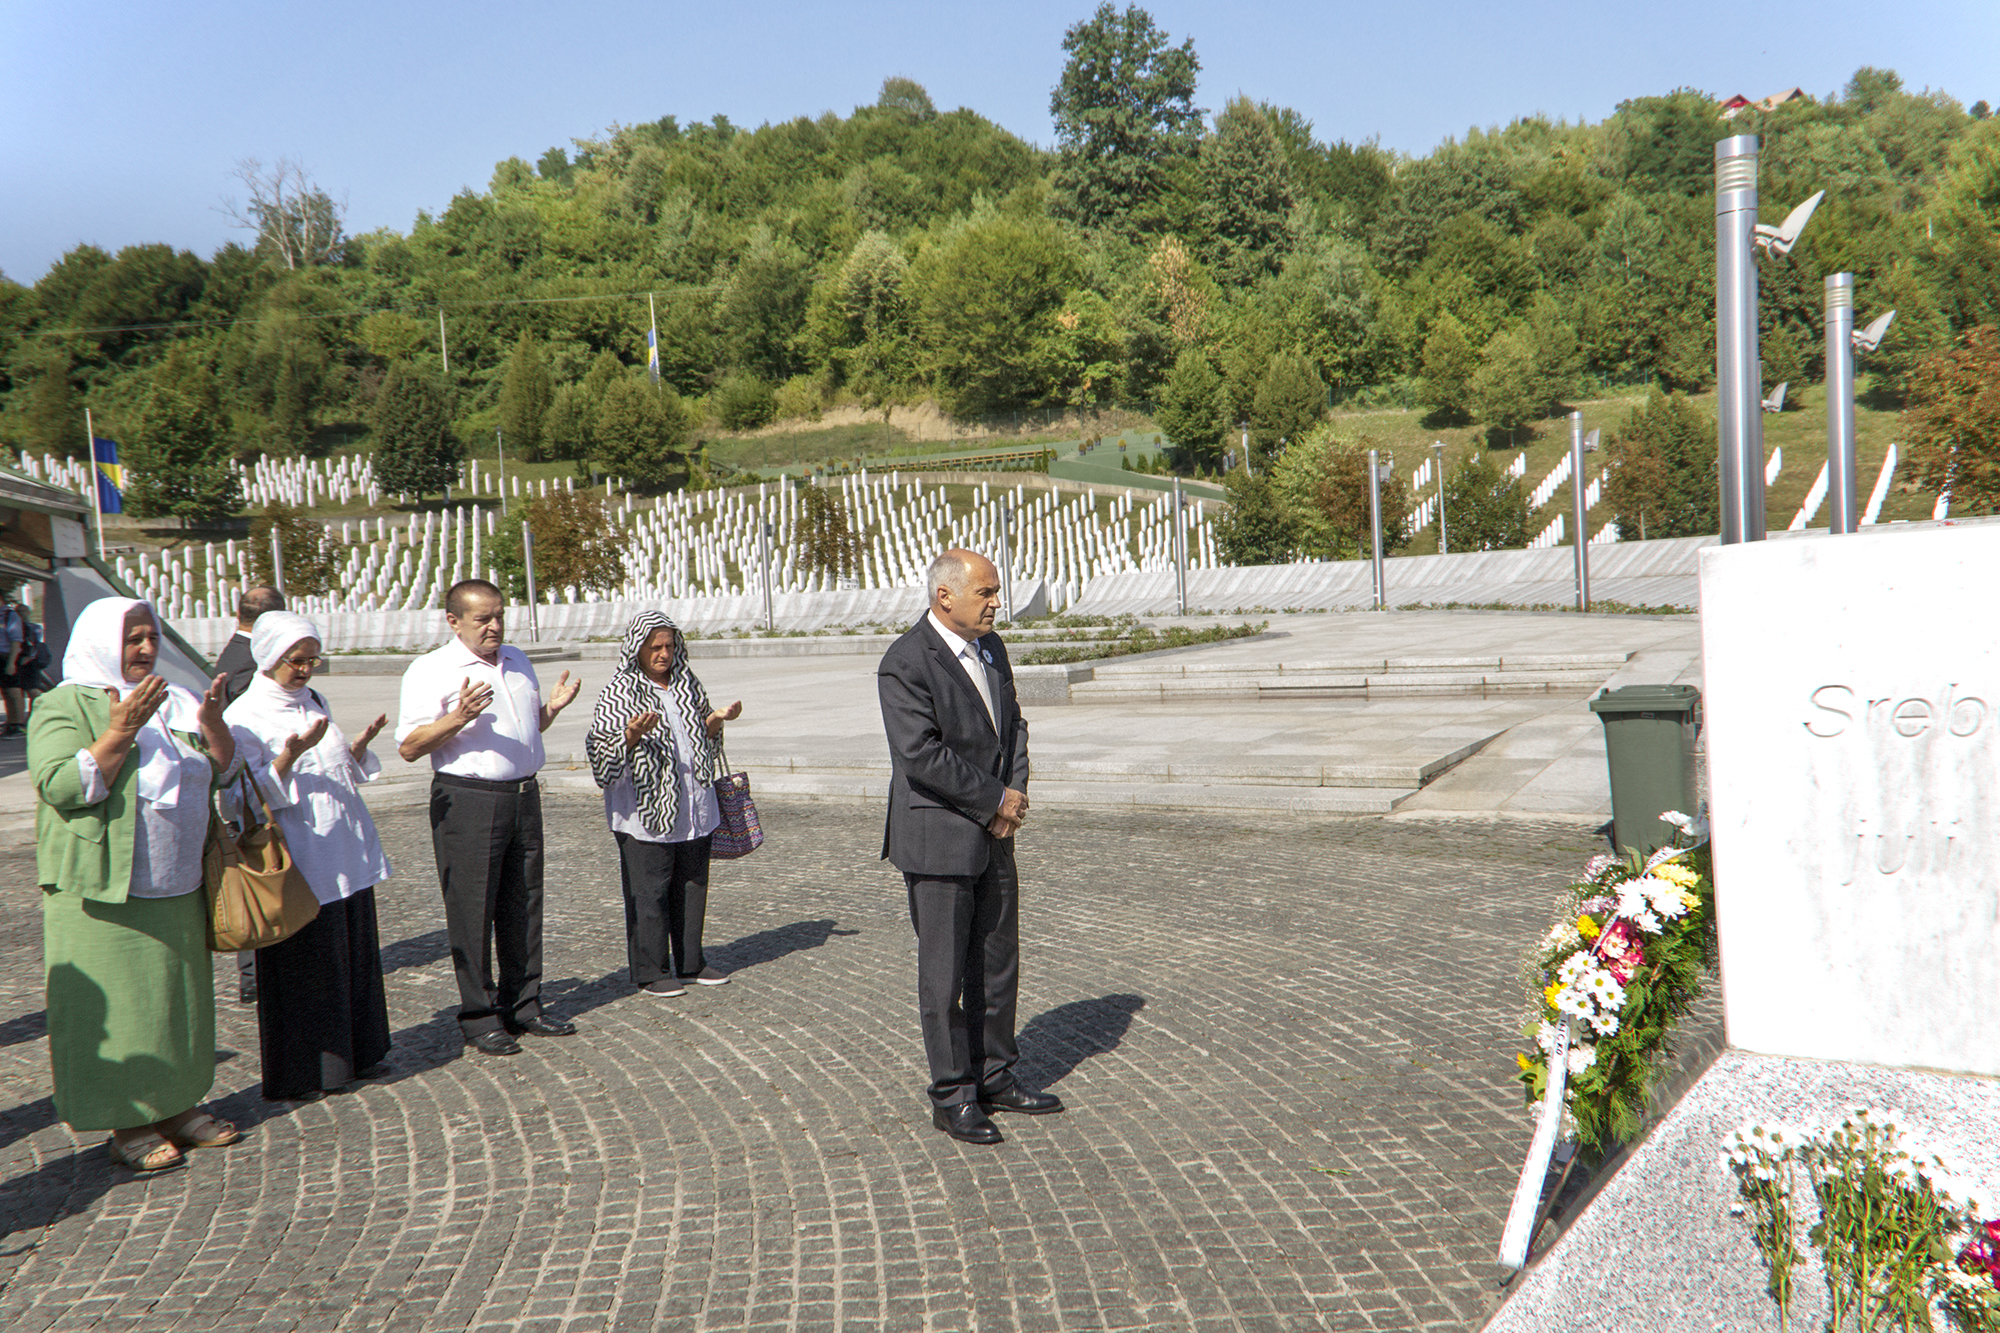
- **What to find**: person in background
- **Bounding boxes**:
[224,611,394,1102]
[585,611,742,999]
[215,586,286,705]
[29,597,241,1172]
[1,589,27,738]
[396,579,582,1056]
[211,584,286,1005]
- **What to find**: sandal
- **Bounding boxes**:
[159,1109,243,1150]
[108,1130,185,1172]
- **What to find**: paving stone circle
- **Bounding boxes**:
[0,795,1604,1332]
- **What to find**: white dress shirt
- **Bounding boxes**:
[602,680,721,844]
[395,639,546,780]
[226,681,392,905]
[927,610,996,728]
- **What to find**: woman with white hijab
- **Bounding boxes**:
[28,597,240,1172]
[223,611,394,1102]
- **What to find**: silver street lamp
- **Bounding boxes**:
[1431,440,1447,554]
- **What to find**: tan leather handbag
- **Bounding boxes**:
[204,770,320,952]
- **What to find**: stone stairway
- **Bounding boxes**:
[1068,652,1630,703]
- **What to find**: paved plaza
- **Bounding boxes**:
[0,792,1613,1332]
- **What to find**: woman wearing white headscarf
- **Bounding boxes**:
[223,612,393,1102]
[29,597,240,1172]
[585,611,741,998]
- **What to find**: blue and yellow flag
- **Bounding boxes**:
[92,436,123,513]
[646,326,661,384]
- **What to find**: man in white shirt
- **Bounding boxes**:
[397,579,583,1056]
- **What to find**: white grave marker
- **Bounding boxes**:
[1700,526,2000,1075]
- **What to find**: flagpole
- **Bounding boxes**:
[648,293,660,384]
[86,406,105,560]
[438,310,450,375]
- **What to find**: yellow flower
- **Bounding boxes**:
[1577,915,1601,940]
[1543,981,1564,1009]
[1655,863,1698,888]
[1517,1053,1535,1072]
[1680,891,1701,913]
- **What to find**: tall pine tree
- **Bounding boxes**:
[371,362,461,501]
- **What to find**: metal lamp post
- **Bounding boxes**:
[496,427,509,516]
[759,521,775,630]
[1432,440,1448,554]
[1715,135,1766,544]
[520,521,540,643]
[1368,449,1388,611]
[998,504,1014,623]
[1171,476,1188,616]
[1571,412,1590,611]
[1824,273,1859,535]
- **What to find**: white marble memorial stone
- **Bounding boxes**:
[1700,527,2000,1075]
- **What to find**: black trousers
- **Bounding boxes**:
[255,889,392,1098]
[905,841,1020,1108]
[614,832,712,985]
[430,776,545,1036]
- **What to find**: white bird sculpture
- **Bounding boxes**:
[1754,190,1825,256]
[1762,382,1789,413]
[1582,428,1601,453]
[1853,309,1896,354]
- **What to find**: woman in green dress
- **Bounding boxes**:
[30,597,242,1172]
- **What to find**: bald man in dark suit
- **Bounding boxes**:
[878,548,1064,1145]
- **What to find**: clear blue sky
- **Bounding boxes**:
[3,0,1993,284]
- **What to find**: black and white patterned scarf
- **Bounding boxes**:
[586,611,719,838]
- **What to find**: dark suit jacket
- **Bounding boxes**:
[878,616,1030,878]
[215,631,257,703]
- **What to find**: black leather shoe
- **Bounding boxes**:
[932,1104,1003,1144]
[467,1031,522,1056]
[980,1085,1065,1115]
[509,1016,577,1037]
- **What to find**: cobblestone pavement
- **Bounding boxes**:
[0,796,1605,1332]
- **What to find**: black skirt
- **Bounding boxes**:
[255,888,392,1098]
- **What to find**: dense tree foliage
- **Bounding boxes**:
[1602,391,1722,540]
[370,362,461,501]
[1901,324,2000,515]
[0,16,1990,488]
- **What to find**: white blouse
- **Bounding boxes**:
[602,681,720,845]
[76,744,212,899]
[225,685,392,906]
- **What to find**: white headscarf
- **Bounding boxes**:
[227,612,359,784]
[61,597,203,807]
[250,611,320,673]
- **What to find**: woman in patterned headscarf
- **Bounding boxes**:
[29,597,242,1172]
[585,612,741,998]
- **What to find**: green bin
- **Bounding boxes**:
[1588,684,1701,857]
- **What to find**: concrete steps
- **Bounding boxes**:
[1069,653,1628,702]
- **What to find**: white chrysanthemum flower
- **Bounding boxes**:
[1660,810,1692,830]
[1584,970,1626,1010]
[1555,986,1593,1019]
[1587,1010,1620,1036]
[1535,1021,1562,1056]
[1556,953,1593,984]
[1567,1044,1597,1075]
[1540,921,1584,954]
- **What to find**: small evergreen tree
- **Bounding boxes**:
[1155,348,1225,463]
[498,333,554,460]
[1213,470,1298,565]
[123,348,243,526]
[1418,314,1478,422]
[1249,351,1325,463]
[1469,326,1541,442]
[592,377,691,487]
[1439,450,1530,551]
[542,384,595,461]
[1603,391,1721,539]
[250,503,337,596]
[796,480,861,581]
[371,361,461,502]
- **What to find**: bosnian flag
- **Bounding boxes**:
[92,437,124,513]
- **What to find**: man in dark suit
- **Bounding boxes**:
[878,548,1064,1145]
[215,585,286,704]
[213,584,285,1005]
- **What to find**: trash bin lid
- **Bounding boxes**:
[1589,683,1700,714]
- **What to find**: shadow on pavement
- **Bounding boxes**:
[713,918,859,971]
[1017,992,1146,1090]
[378,929,451,976]
[0,1011,46,1051]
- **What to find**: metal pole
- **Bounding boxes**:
[85,406,105,560]
[269,527,286,595]
[438,310,450,375]
[1433,440,1447,555]
[1571,412,1590,611]
[1172,476,1187,616]
[1242,427,1252,479]
[759,521,775,632]
[496,427,508,516]
[1715,135,1765,544]
[1825,273,1859,535]
[520,521,540,643]
[1367,448,1386,611]
[998,505,1014,623]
